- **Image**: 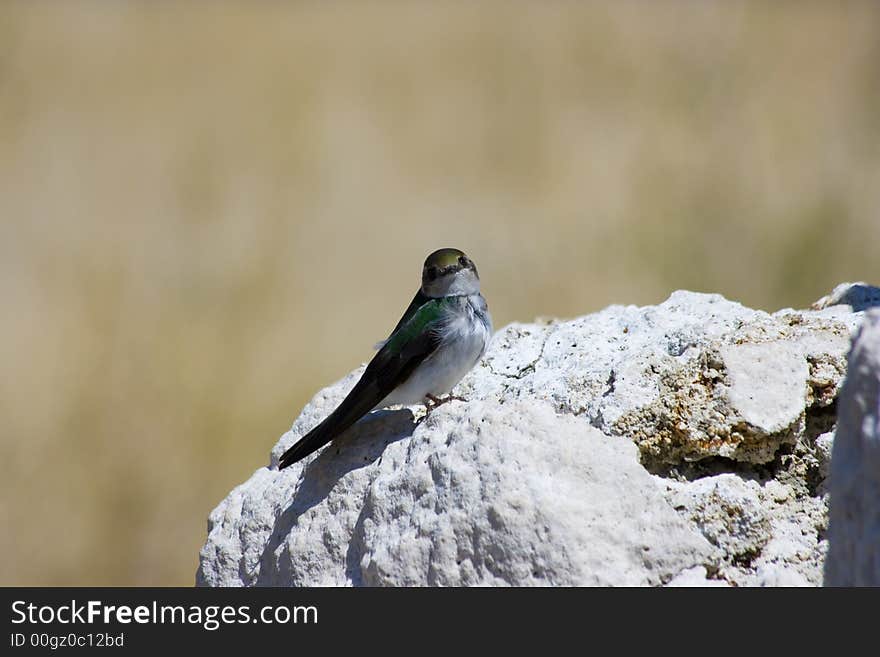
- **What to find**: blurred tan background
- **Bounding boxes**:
[2,1,879,585]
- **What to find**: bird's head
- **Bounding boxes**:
[421,248,481,298]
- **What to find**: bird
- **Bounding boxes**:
[278,248,492,470]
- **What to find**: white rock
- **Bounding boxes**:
[665,566,729,587]
[812,281,880,312]
[659,473,829,587]
[825,308,880,586]
[753,563,812,587]
[746,493,828,586]
[763,480,791,504]
[721,342,808,444]
[664,475,769,562]
[199,400,715,586]
[197,286,874,587]
[814,431,835,483]
[477,290,857,465]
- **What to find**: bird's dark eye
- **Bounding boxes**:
[426,266,439,281]
[458,256,469,267]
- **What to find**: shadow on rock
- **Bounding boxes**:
[834,284,880,312]
[256,407,416,585]
[815,283,880,312]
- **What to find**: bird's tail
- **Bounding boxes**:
[277,415,339,470]
[278,379,385,469]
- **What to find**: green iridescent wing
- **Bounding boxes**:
[278,297,446,469]
[375,289,431,349]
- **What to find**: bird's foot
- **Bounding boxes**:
[424,393,467,414]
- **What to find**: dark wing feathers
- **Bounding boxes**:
[278,295,445,469]
[387,289,431,340]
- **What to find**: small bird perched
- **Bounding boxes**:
[278,248,493,470]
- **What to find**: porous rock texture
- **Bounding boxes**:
[197,283,877,587]
[824,309,880,586]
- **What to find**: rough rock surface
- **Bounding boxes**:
[198,283,876,587]
[200,402,715,586]
[825,309,880,586]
